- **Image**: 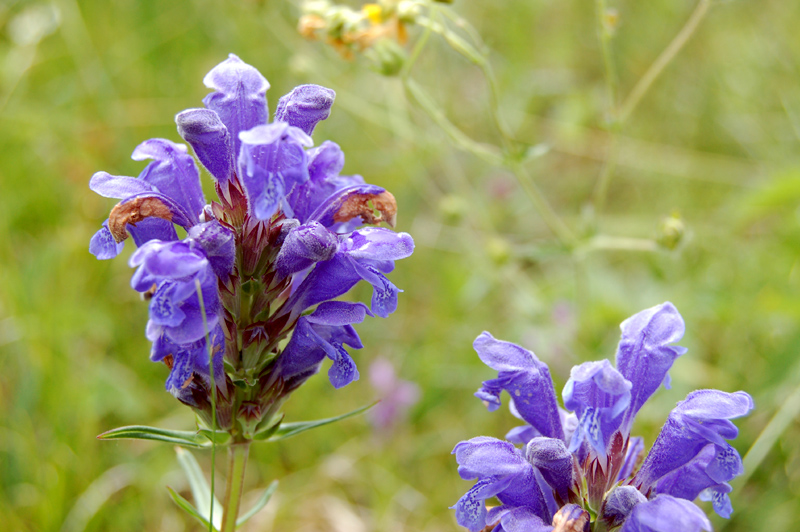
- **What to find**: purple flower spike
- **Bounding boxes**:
[526,437,574,503]
[453,304,752,532]
[473,332,565,441]
[203,54,269,159]
[275,84,336,136]
[615,302,687,430]
[634,389,754,493]
[563,359,632,457]
[619,495,711,532]
[91,54,414,443]
[176,108,234,185]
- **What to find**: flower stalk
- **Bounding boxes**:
[221,443,250,532]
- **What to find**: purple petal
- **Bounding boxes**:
[275,221,339,276]
[452,477,511,532]
[275,84,335,136]
[89,171,154,198]
[202,54,269,158]
[132,138,205,224]
[281,253,361,318]
[699,483,734,519]
[563,359,632,456]
[238,122,312,220]
[129,240,209,278]
[473,332,565,441]
[127,217,179,247]
[341,227,415,261]
[90,222,124,259]
[306,301,372,326]
[176,108,234,185]
[327,346,360,388]
[525,437,574,502]
[619,495,711,532]
[655,445,734,518]
[615,302,688,430]
[634,390,753,492]
[618,436,645,481]
[492,506,553,532]
[350,260,400,318]
[602,485,646,526]
[187,220,236,282]
[453,437,530,480]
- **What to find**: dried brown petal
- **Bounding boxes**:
[333,190,397,227]
[108,197,174,242]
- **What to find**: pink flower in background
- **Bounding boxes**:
[369,357,420,431]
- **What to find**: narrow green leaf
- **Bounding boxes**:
[266,402,378,442]
[174,447,222,528]
[97,425,205,448]
[166,487,218,532]
[236,480,278,527]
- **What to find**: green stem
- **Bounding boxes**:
[618,0,712,123]
[594,0,618,114]
[221,443,250,532]
[196,280,217,532]
[511,163,577,247]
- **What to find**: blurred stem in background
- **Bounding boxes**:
[592,0,714,213]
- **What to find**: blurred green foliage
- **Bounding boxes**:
[1,0,800,530]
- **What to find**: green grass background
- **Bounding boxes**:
[2,0,800,530]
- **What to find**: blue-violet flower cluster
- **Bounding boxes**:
[452,302,753,532]
[90,54,414,438]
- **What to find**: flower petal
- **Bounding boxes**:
[275,221,339,276]
[175,108,234,185]
[202,54,269,159]
[473,332,565,441]
[90,222,125,260]
[274,84,335,136]
[619,495,711,532]
[634,389,753,493]
[89,171,154,198]
[615,302,688,430]
[132,138,205,224]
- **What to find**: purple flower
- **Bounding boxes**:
[368,357,420,431]
[90,54,414,429]
[452,303,753,532]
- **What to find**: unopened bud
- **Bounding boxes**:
[365,38,407,76]
[657,213,685,250]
